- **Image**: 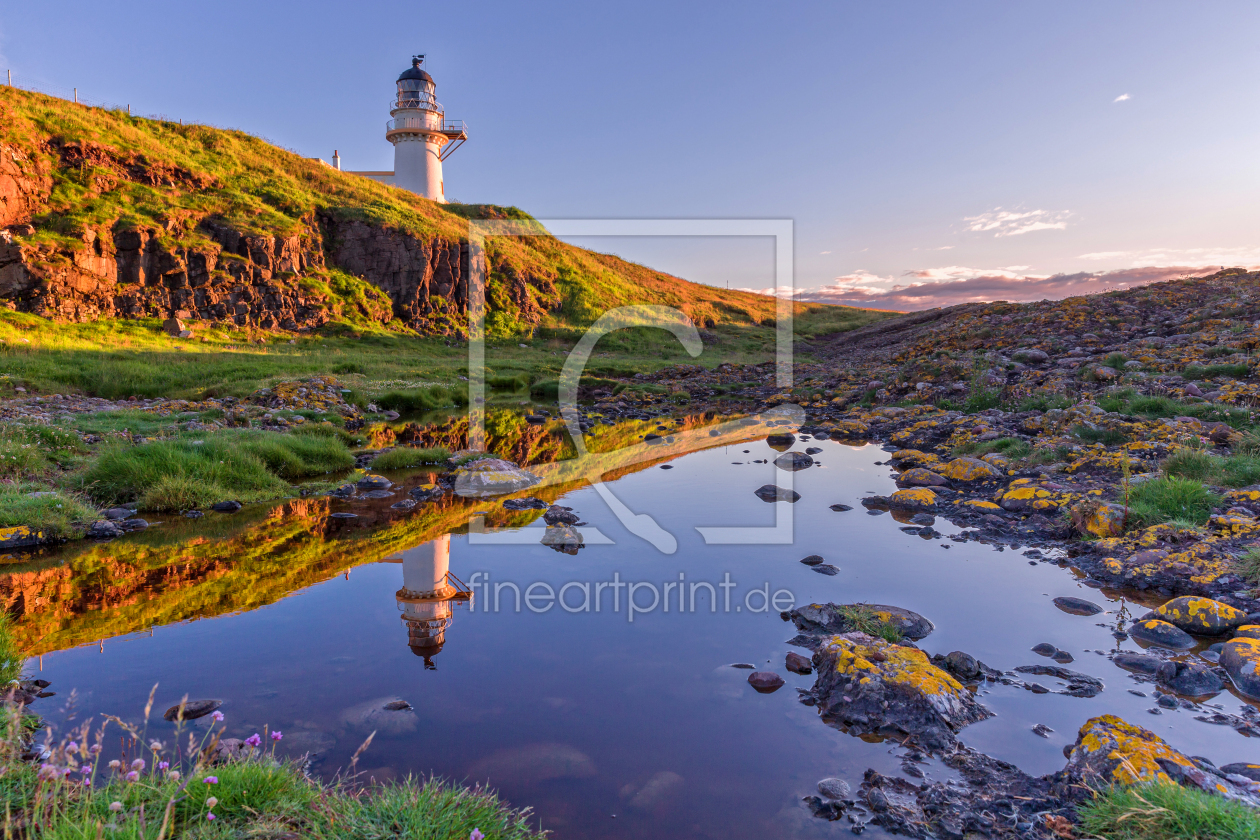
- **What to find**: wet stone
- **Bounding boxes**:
[1053,596,1103,616]
[1154,596,1249,636]
[800,554,824,566]
[786,652,813,674]
[210,500,242,513]
[817,778,850,800]
[748,671,785,692]
[773,451,814,471]
[754,484,800,503]
[390,499,417,511]
[103,507,135,520]
[1052,650,1075,664]
[361,489,394,499]
[829,503,853,512]
[811,564,840,576]
[1157,661,1223,696]
[1113,652,1162,675]
[1130,618,1197,650]
[163,699,222,722]
[1032,643,1059,657]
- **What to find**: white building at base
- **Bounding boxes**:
[346,55,467,202]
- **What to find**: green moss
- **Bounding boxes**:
[0,484,96,539]
[1079,782,1260,840]
[1184,363,1251,381]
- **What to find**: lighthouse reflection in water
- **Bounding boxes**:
[388,534,472,670]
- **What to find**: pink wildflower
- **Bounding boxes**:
[210,711,224,722]
[125,771,139,782]
[470,830,485,840]
[207,812,216,821]
[271,730,283,741]
[245,733,262,748]
[204,776,218,784]
[158,761,169,771]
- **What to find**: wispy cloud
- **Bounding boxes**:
[1114,93,1131,103]
[819,250,831,255]
[739,264,1224,311]
[1078,246,1260,267]
[963,208,1070,237]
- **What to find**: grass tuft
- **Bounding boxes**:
[371,447,451,471]
[1079,782,1260,840]
[838,605,904,643]
[1127,476,1222,528]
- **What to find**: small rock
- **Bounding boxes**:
[817,778,850,800]
[748,671,785,692]
[1032,643,1059,657]
[1053,596,1103,616]
[382,699,413,711]
[786,652,813,674]
[800,554,825,566]
[103,507,135,521]
[754,484,800,503]
[391,499,417,511]
[811,564,840,576]
[1130,618,1197,650]
[163,699,223,722]
[211,500,243,513]
[829,504,853,512]
[774,451,814,471]
[1031,723,1054,738]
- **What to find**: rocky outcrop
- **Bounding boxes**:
[0,143,51,229]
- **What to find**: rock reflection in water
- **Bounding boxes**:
[387,533,472,669]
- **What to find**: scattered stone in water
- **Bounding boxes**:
[1031,723,1053,738]
[382,699,413,711]
[829,503,853,512]
[390,499,417,511]
[503,496,549,510]
[730,663,755,669]
[773,451,814,471]
[817,778,850,800]
[163,699,222,722]
[211,500,242,513]
[329,512,358,520]
[748,671,785,692]
[86,520,123,539]
[1128,689,1147,697]
[811,564,840,576]
[1157,661,1223,696]
[1014,665,1104,697]
[543,505,580,526]
[103,507,135,521]
[1129,618,1196,650]
[1032,643,1058,657]
[754,484,799,503]
[660,464,673,469]
[356,474,392,491]
[1113,652,1162,675]
[805,447,823,455]
[800,554,824,566]
[1053,596,1103,616]
[1157,693,1178,708]
[1052,651,1075,664]
[184,510,204,519]
[361,489,394,499]
[786,652,813,674]
[1154,596,1249,636]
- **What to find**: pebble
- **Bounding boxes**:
[747,672,784,692]
[1052,596,1103,616]
[817,778,850,800]
[800,555,824,566]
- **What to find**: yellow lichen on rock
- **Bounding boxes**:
[890,488,938,507]
[1069,714,1197,785]
[1154,596,1247,635]
[891,449,939,466]
[938,457,1002,481]
[963,499,1001,511]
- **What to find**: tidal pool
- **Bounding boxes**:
[14,434,1259,838]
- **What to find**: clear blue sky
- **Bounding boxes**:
[4,1,1258,308]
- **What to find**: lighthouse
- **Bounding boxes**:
[382,55,468,202]
[391,534,472,669]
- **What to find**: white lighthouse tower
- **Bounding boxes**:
[385,55,467,202]
[391,534,472,669]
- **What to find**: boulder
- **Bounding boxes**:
[210,500,242,513]
[897,468,948,487]
[811,634,992,750]
[541,525,584,554]
[1157,661,1223,696]
[1129,618,1197,650]
[790,603,934,642]
[453,458,541,498]
[1064,715,1260,804]
[1154,596,1249,636]
[773,451,814,471]
[1012,348,1049,364]
[889,488,937,508]
[408,483,443,501]
[1112,652,1162,675]
[1070,500,1127,538]
[754,484,799,503]
[765,433,795,449]
[937,457,1003,481]
[356,474,392,491]
[1220,636,1260,700]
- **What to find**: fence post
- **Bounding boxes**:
[74,87,78,103]
[6,70,10,86]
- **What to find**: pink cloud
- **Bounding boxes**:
[740,265,1230,312]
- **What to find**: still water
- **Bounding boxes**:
[14,434,1260,838]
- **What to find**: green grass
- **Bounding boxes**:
[1027,444,1076,466]
[838,605,904,643]
[1164,448,1260,488]
[1235,547,1260,589]
[1072,425,1131,445]
[0,613,24,683]
[78,430,355,510]
[1127,476,1222,528]
[0,484,97,539]
[1078,782,1260,840]
[1017,394,1073,412]
[370,446,451,471]
[1097,389,1253,427]
[1103,352,1128,371]
[377,386,468,413]
[953,437,1032,459]
[1184,363,1251,381]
